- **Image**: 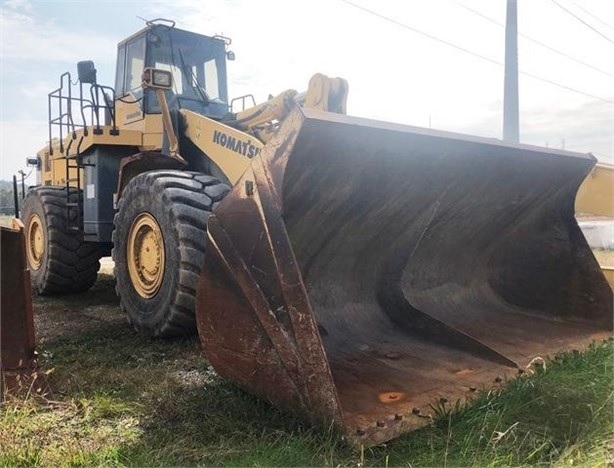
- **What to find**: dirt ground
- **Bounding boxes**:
[32,258,124,346]
[30,257,219,395]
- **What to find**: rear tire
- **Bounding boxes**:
[112,170,229,337]
[21,186,101,294]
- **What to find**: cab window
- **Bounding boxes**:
[114,45,126,95]
[125,36,146,96]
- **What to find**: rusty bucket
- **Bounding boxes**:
[196,108,613,446]
[1,220,47,400]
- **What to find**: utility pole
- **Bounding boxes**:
[503,0,519,143]
[18,170,26,199]
[12,175,19,218]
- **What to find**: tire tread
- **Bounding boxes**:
[22,186,101,294]
[112,170,230,337]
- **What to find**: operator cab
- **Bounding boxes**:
[115,20,232,120]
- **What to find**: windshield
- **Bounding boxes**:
[148,26,229,104]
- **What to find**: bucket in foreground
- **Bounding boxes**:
[196,108,613,446]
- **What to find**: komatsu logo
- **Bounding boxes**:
[212,130,260,158]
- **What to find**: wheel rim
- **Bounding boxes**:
[26,213,45,270]
[127,213,165,298]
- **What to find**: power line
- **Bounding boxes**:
[569,1,614,31]
[340,0,501,66]
[457,2,613,77]
[520,69,610,102]
[550,0,614,44]
[340,0,612,103]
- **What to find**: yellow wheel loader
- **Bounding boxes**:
[20,19,612,446]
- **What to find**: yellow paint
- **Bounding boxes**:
[25,213,44,270]
[181,109,264,185]
[576,163,614,287]
[576,163,614,218]
[600,267,614,288]
[115,96,145,127]
[127,213,165,298]
[303,73,348,113]
[38,126,143,187]
[38,73,349,189]
[378,392,405,403]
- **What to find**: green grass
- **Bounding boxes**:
[1,281,612,466]
[365,341,614,467]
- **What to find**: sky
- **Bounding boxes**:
[0,0,612,182]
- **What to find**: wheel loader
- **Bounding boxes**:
[19,19,612,446]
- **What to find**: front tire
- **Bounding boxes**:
[112,170,229,337]
[21,186,101,294]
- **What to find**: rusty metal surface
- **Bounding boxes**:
[1,220,48,400]
[196,107,613,446]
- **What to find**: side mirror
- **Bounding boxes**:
[77,60,97,84]
[26,157,40,168]
[213,35,235,61]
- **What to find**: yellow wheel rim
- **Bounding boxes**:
[26,213,45,270]
[127,213,165,298]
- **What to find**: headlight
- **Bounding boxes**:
[141,68,173,90]
[152,70,172,88]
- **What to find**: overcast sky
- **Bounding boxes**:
[1,0,612,181]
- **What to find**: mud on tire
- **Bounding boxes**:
[21,186,101,295]
[112,170,229,338]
